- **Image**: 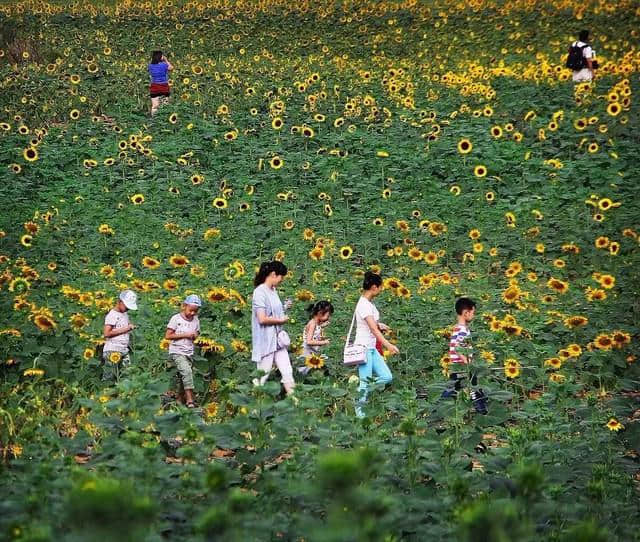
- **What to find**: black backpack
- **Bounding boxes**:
[566,43,587,70]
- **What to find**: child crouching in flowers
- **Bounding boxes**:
[102,290,137,381]
[166,294,201,408]
[298,300,334,375]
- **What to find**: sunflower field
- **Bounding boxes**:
[1,0,640,540]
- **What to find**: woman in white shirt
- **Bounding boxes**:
[353,271,399,418]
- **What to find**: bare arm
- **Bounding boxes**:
[305,320,329,346]
[104,324,133,338]
[163,57,173,70]
[165,328,197,340]
[364,316,399,354]
[256,309,288,326]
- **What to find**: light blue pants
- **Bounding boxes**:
[357,348,393,405]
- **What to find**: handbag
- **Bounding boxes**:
[277,328,291,349]
[343,309,366,366]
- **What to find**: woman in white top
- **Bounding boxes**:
[251,261,295,394]
[353,271,399,418]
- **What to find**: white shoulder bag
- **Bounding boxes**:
[343,309,366,366]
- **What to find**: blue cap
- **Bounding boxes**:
[184,294,202,307]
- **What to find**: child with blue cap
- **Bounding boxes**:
[165,294,201,407]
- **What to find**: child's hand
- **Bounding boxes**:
[378,322,390,332]
[127,324,136,332]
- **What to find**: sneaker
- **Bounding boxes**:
[473,397,488,415]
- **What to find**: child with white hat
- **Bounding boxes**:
[102,290,138,381]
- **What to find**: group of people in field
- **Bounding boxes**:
[102,260,487,418]
[132,31,606,414]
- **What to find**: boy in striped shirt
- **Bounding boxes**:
[441,297,488,414]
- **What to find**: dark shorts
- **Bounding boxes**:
[150,83,170,97]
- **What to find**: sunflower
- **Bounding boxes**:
[191,174,204,185]
[207,287,229,302]
[20,234,33,247]
[142,256,161,269]
[457,139,472,154]
[269,156,283,169]
[547,277,569,294]
[372,217,384,227]
[567,344,582,357]
[169,254,189,267]
[203,228,221,241]
[587,142,599,154]
[130,193,145,205]
[395,220,409,232]
[168,112,178,124]
[302,126,315,138]
[23,147,38,162]
[100,265,115,278]
[594,333,613,350]
[224,130,238,141]
[504,359,521,378]
[109,351,122,364]
[428,222,447,236]
[408,247,423,261]
[313,113,325,122]
[606,418,623,432]
[309,246,325,261]
[564,315,588,328]
[305,353,325,369]
[524,110,536,122]
[212,197,228,209]
[553,259,566,268]
[597,198,613,211]
[424,251,438,265]
[33,313,56,332]
[283,219,295,230]
[611,330,631,348]
[339,246,353,259]
[597,274,615,289]
[163,279,179,291]
[606,102,621,116]
[573,118,587,131]
[473,165,487,178]
[544,357,562,370]
[333,117,345,128]
[485,191,495,203]
[382,188,391,199]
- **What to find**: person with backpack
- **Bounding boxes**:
[566,30,596,83]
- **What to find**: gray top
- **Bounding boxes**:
[251,284,285,362]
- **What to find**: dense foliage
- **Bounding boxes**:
[1,0,639,540]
